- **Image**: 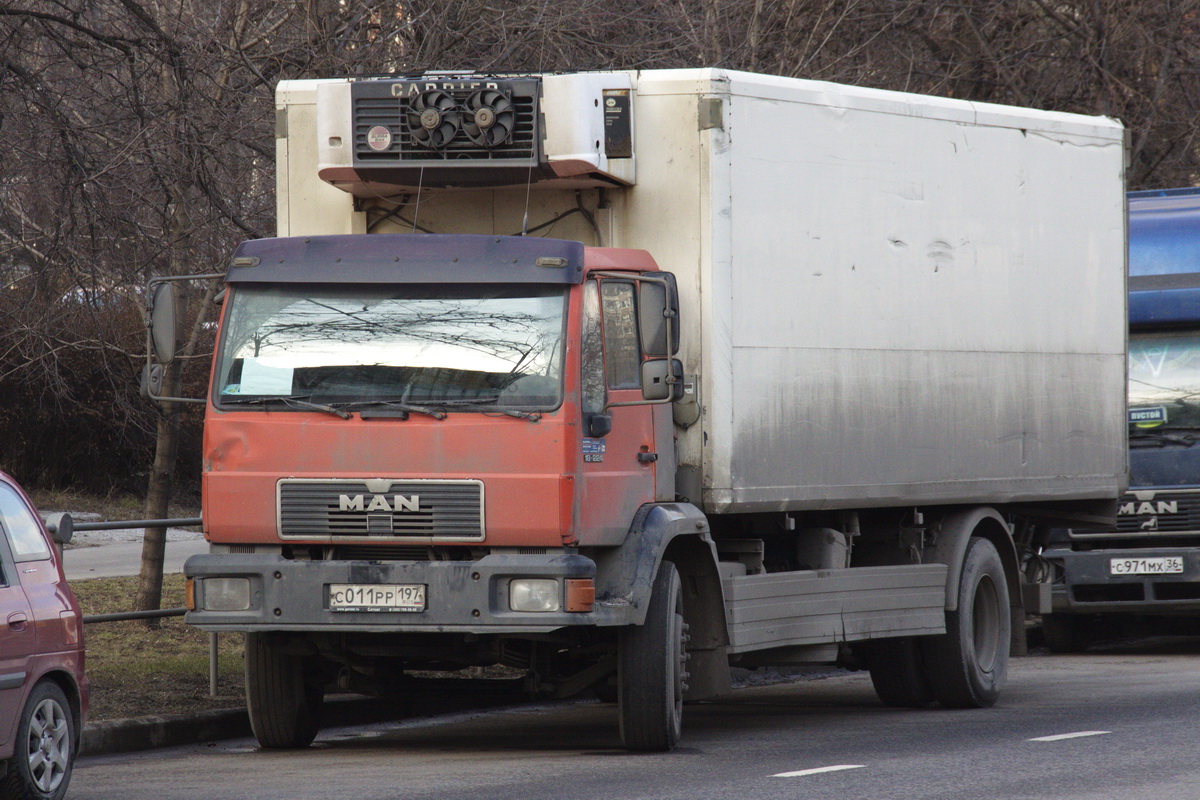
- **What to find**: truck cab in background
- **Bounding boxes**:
[1042,188,1200,651]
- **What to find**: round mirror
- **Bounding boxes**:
[150,282,180,364]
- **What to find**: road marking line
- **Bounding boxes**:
[773,765,866,778]
[1027,731,1112,742]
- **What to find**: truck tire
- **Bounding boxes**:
[245,633,323,749]
[920,536,1009,708]
[862,637,937,708]
[618,560,687,752]
[0,680,76,800]
[1041,614,1089,654]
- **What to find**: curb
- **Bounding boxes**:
[80,680,527,757]
[82,706,251,756]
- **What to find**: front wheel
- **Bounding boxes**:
[618,560,688,752]
[1041,614,1090,654]
[245,633,324,749]
[0,680,76,800]
[920,536,1010,708]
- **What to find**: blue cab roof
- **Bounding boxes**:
[1129,187,1200,326]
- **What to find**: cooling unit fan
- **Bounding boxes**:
[462,89,517,147]
[406,89,461,149]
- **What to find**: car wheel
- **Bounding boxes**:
[0,680,75,800]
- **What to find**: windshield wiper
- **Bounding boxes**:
[1129,429,1200,447]
[348,396,542,422]
[341,400,447,420]
[422,396,544,421]
[221,395,351,419]
[431,399,542,421]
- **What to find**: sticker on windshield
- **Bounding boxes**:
[1129,406,1168,428]
[583,438,606,463]
[235,358,295,396]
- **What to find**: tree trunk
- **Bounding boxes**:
[135,359,184,616]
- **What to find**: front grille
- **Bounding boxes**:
[278,479,484,542]
[1070,489,1200,537]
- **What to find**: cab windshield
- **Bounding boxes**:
[1129,331,1200,430]
[214,284,566,411]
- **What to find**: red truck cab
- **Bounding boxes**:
[183,234,695,750]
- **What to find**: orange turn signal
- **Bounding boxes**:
[564,578,595,613]
[185,578,196,611]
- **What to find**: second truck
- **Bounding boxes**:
[153,69,1128,751]
[1042,188,1200,651]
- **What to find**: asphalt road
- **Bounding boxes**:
[62,537,208,580]
[71,638,1200,800]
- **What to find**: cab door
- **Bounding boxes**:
[0,482,61,749]
[0,528,34,748]
[578,278,658,544]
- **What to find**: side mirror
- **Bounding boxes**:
[150,282,184,365]
[140,363,164,398]
[641,358,683,402]
[638,273,679,358]
[587,413,613,438]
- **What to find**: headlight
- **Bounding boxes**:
[509,579,560,612]
[202,577,251,611]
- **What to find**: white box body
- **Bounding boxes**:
[276,69,1128,515]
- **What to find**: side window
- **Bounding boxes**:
[581,282,606,415]
[0,484,50,563]
[599,281,641,389]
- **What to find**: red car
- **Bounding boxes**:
[0,473,87,800]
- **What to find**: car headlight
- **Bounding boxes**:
[509,579,560,612]
[202,577,251,611]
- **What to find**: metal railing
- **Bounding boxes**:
[82,608,186,624]
[51,515,223,697]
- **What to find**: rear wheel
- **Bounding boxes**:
[0,680,76,800]
[920,536,1010,708]
[862,637,937,708]
[618,560,687,752]
[245,633,324,749]
[1041,614,1090,654]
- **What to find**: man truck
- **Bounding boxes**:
[1041,188,1200,652]
[150,69,1127,751]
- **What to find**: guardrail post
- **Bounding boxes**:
[209,633,219,697]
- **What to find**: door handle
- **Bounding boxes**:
[637,452,658,463]
[7,612,28,631]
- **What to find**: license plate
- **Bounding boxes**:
[1109,557,1184,576]
[329,583,426,612]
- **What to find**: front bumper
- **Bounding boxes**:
[1046,546,1200,613]
[184,552,603,633]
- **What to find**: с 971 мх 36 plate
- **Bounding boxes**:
[328,583,426,612]
[1109,557,1184,576]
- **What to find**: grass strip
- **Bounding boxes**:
[72,574,245,721]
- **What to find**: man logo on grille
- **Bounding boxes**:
[339,494,421,513]
[1119,500,1178,516]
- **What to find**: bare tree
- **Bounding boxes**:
[2,0,1199,612]
[0,0,403,610]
